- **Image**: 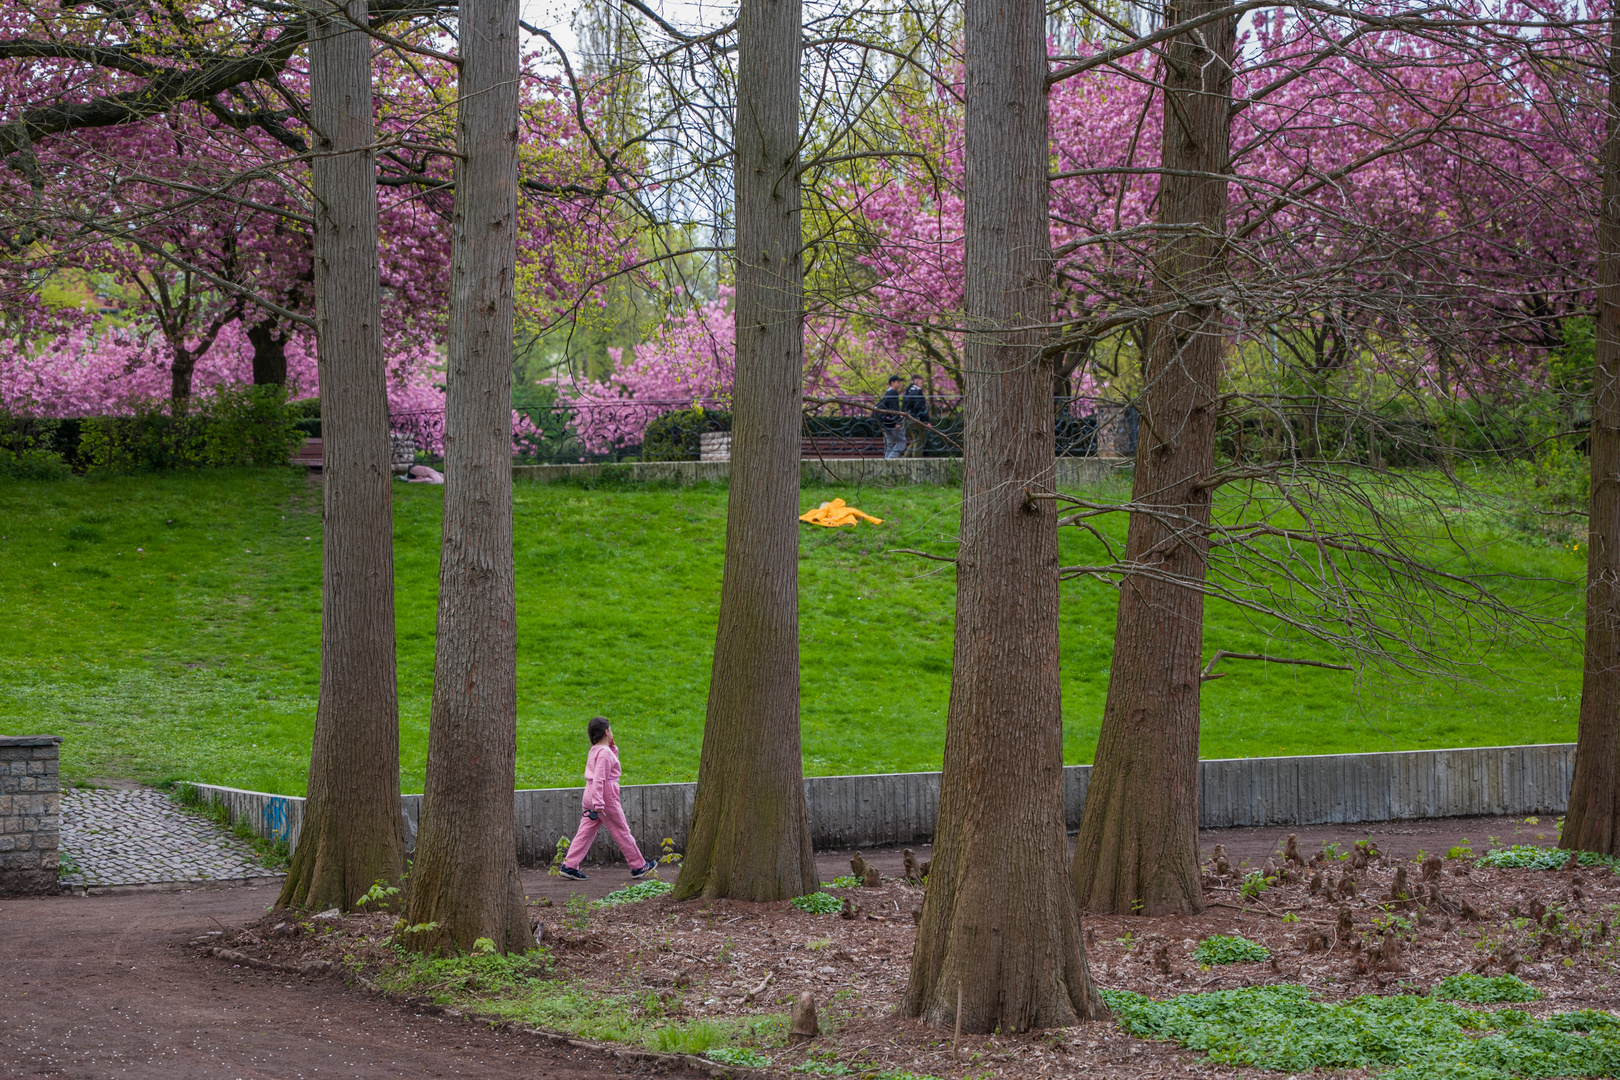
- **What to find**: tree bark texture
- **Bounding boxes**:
[900,0,1105,1032]
[1071,0,1234,917]
[401,0,530,951]
[670,0,816,903]
[1564,17,1620,857]
[248,314,290,386]
[277,0,405,912]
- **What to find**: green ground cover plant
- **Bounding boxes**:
[595,880,673,906]
[1431,974,1543,1004]
[374,946,788,1055]
[1103,985,1620,1079]
[791,892,843,914]
[0,469,1585,793]
[1192,935,1271,966]
[1476,845,1620,871]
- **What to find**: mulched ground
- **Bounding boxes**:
[192,815,1620,1080]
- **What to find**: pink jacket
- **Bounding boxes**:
[582,742,621,810]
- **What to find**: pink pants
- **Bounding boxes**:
[563,788,645,869]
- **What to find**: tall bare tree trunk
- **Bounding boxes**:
[400,0,530,951]
[1071,0,1234,916]
[248,314,290,386]
[1564,16,1620,857]
[671,0,816,903]
[277,0,404,912]
[900,0,1105,1033]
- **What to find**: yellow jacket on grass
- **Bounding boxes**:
[798,498,883,527]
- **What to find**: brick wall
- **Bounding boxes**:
[0,736,62,894]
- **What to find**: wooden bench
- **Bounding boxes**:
[291,437,322,470]
[801,435,886,459]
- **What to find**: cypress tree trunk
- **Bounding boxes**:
[1070,0,1234,916]
[277,0,404,911]
[248,314,289,386]
[400,0,530,951]
[900,0,1105,1032]
[1564,15,1620,857]
[670,0,817,902]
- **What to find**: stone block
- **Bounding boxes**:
[32,745,58,758]
[42,792,59,814]
[0,849,38,869]
[0,775,17,793]
[0,795,11,815]
[0,866,57,894]
[26,760,44,775]
[17,776,34,792]
[34,829,57,851]
[14,833,31,850]
[0,835,13,852]
[8,760,26,775]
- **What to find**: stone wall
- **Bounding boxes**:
[513,457,1130,489]
[0,736,61,894]
[192,742,1578,868]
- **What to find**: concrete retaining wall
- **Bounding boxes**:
[191,742,1577,867]
[512,457,1128,489]
[190,784,305,853]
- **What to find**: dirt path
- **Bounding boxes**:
[0,814,1571,1079]
[0,883,703,1080]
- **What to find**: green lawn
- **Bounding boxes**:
[0,469,1585,796]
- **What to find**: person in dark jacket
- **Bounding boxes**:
[874,375,905,458]
[901,376,930,457]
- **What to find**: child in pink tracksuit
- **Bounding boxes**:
[557,716,656,881]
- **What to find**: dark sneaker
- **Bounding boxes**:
[557,865,587,881]
[631,860,658,879]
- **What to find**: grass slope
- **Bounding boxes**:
[0,469,1583,795]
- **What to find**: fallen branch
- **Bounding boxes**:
[1200,650,1354,682]
[892,547,958,564]
[203,946,333,977]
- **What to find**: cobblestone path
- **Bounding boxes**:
[58,787,281,890]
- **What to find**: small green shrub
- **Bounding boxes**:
[1192,935,1271,966]
[640,407,730,461]
[0,446,71,479]
[0,414,71,478]
[78,386,302,473]
[199,384,304,467]
[596,880,672,906]
[1430,974,1542,1004]
[355,880,403,909]
[548,834,572,876]
[791,892,843,914]
[1239,871,1268,900]
[820,876,861,889]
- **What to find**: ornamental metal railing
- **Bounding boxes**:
[388,394,1135,465]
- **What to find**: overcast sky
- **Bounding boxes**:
[518,0,736,64]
